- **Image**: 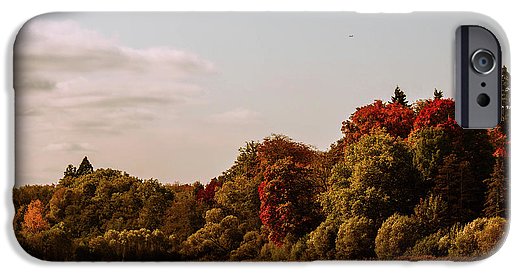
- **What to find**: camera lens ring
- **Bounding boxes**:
[477,93,491,107]
[471,49,496,75]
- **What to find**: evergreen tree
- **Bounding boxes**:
[390,86,409,106]
[484,159,507,218]
[64,164,77,178]
[76,156,93,177]
[433,154,484,224]
[433,89,443,99]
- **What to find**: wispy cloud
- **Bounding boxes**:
[210,107,262,125]
[15,19,214,75]
[15,19,215,134]
[14,18,223,185]
[43,142,95,152]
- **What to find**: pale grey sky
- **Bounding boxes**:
[14,12,506,186]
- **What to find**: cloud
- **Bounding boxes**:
[15,20,214,75]
[210,107,262,125]
[14,19,215,134]
[43,142,95,152]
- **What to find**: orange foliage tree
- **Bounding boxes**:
[23,199,49,234]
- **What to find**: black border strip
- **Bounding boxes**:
[461,26,469,127]
[497,37,502,125]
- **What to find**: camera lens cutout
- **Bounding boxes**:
[477,93,490,107]
[471,49,496,74]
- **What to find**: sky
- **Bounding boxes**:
[14,12,504,186]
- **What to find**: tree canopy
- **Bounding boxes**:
[14,85,508,261]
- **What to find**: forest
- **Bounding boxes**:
[13,69,509,261]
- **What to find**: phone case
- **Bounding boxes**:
[13,12,509,261]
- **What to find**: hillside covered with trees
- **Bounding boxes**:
[13,72,509,261]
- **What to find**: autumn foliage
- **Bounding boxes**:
[487,127,508,158]
[342,100,415,142]
[413,98,458,131]
[258,158,319,245]
[196,178,222,204]
[256,135,321,245]
[22,199,49,234]
[256,134,316,170]
[13,84,509,261]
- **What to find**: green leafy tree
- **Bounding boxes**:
[335,216,376,259]
[375,213,422,259]
[215,175,260,230]
[289,236,309,260]
[97,228,169,260]
[325,130,421,221]
[409,126,455,181]
[305,218,339,260]
[319,185,390,225]
[221,141,260,182]
[404,229,449,258]
[13,184,55,210]
[162,186,205,250]
[258,234,299,261]
[180,209,243,260]
[22,222,73,261]
[230,230,265,260]
[412,98,494,184]
[413,194,448,234]
[137,179,174,229]
[449,217,506,258]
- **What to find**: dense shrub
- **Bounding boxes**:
[375,213,422,259]
[449,217,506,258]
[335,216,376,259]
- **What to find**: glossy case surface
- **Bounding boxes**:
[13,12,509,261]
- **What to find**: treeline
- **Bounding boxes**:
[13,70,509,261]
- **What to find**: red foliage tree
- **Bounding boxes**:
[487,127,508,158]
[342,100,415,143]
[413,98,458,131]
[196,178,222,204]
[256,135,321,245]
[258,158,319,245]
[256,134,316,172]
